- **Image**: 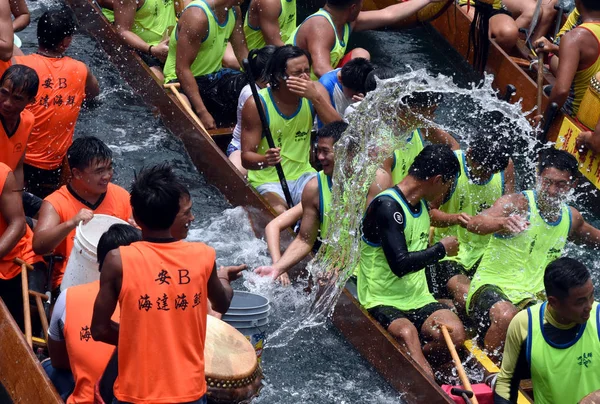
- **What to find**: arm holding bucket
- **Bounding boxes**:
[91,250,121,346]
[207,263,241,314]
[33,203,93,255]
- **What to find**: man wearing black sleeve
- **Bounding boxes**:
[358,144,466,378]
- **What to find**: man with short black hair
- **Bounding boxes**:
[467,148,600,355]
[495,257,600,404]
[358,144,466,378]
[33,137,132,294]
[15,8,100,198]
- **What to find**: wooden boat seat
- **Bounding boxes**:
[14,258,49,349]
[208,127,234,137]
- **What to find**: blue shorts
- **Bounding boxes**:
[226,142,239,157]
[255,172,317,206]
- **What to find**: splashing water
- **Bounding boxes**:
[262,69,537,347]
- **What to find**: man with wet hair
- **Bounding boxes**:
[256,121,391,281]
[241,45,340,214]
[466,148,600,356]
[316,57,374,129]
[495,258,600,404]
[0,64,38,189]
[33,137,132,295]
[162,0,248,129]
[429,134,515,313]
[91,164,244,404]
[45,224,141,402]
[15,8,100,199]
[358,144,466,378]
[287,0,444,79]
[244,0,296,50]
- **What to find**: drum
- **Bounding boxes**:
[205,316,263,403]
[576,72,600,130]
[361,0,452,28]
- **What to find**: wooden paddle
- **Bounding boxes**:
[440,324,479,404]
[242,58,294,208]
[537,42,545,115]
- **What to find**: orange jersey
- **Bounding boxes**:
[0,59,10,78]
[14,55,87,170]
[0,109,34,171]
[115,240,215,403]
[44,183,132,289]
[0,163,40,280]
[64,281,119,404]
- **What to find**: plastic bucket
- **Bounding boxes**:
[222,291,270,364]
[61,214,129,291]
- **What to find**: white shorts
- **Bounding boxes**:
[255,172,317,206]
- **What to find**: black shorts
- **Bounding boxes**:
[469,284,509,341]
[428,260,478,299]
[194,68,248,127]
[24,163,62,199]
[137,50,163,68]
[368,302,449,333]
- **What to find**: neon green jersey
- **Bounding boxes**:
[466,190,571,313]
[527,302,600,404]
[433,150,505,270]
[247,87,315,187]
[163,0,235,83]
[102,8,114,23]
[286,8,350,80]
[357,188,437,311]
[244,0,296,50]
[391,129,424,185]
[317,170,332,239]
[131,0,176,46]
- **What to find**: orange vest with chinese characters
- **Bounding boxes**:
[0,109,34,171]
[64,280,120,404]
[14,54,87,170]
[114,240,214,403]
[44,183,132,289]
[0,163,40,280]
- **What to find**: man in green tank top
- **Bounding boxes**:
[358,145,466,378]
[113,0,177,80]
[466,148,600,356]
[288,0,445,79]
[244,0,296,50]
[241,46,340,214]
[162,0,248,129]
[257,121,391,281]
[429,134,515,314]
[495,258,600,404]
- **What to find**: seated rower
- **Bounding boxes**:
[0,162,45,331]
[241,45,340,214]
[228,45,276,176]
[466,148,600,355]
[257,121,392,282]
[495,258,600,404]
[46,224,141,403]
[316,57,374,129]
[287,0,441,79]
[502,0,558,43]
[430,134,514,313]
[0,64,38,189]
[244,0,296,50]
[459,0,518,53]
[358,145,466,378]
[113,0,176,80]
[163,0,248,129]
[535,0,600,117]
[15,9,100,199]
[33,137,133,296]
[91,164,244,404]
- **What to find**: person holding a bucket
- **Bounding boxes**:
[33,136,132,299]
[91,164,244,404]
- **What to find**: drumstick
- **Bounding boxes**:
[440,324,479,404]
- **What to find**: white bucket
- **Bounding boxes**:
[222,291,270,364]
[61,214,129,291]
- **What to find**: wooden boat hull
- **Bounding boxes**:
[65,0,453,401]
[0,298,62,403]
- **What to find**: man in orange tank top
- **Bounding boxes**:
[0,162,45,330]
[45,224,141,402]
[91,164,245,404]
[0,64,38,189]
[33,137,132,298]
[14,9,100,199]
